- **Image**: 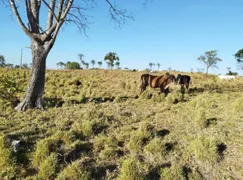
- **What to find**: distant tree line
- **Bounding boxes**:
[0,54,31,69]
[57,52,121,70]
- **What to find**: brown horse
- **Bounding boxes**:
[140,73,176,95]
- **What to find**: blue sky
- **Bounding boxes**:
[0,0,243,75]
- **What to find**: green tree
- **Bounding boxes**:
[197,50,222,75]
[115,61,120,69]
[104,52,119,70]
[57,62,65,69]
[91,60,96,68]
[66,62,80,69]
[4,0,136,111]
[234,49,243,70]
[97,61,102,68]
[0,55,5,67]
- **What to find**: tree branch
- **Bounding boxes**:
[9,0,38,40]
[105,0,134,27]
[45,0,57,29]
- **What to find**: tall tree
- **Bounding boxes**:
[234,49,243,70]
[78,54,85,68]
[5,0,136,111]
[0,55,5,67]
[104,52,119,70]
[197,50,222,75]
[97,61,102,68]
[91,60,95,68]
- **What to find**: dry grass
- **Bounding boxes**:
[0,68,243,179]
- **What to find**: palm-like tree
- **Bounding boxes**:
[157,63,160,71]
[104,52,119,70]
[115,61,120,69]
[91,60,96,68]
[85,63,89,69]
[78,54,85,68]
[97,61,102,68]
[149,62,153,70]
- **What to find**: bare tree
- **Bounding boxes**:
[4,0,137,111]
[197,50,222,75]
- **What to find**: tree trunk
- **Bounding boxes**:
[15,40,51,111]
[206,67,209,76]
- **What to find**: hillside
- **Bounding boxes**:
[0,68,243,179]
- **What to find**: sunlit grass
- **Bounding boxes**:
[0,68,243,179]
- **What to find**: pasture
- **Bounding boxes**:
[0,68,243,179]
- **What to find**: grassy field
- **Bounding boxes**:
[0,68,243,179]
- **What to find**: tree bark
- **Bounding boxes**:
[15,40,51,111]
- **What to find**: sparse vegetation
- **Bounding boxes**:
[0,68,243,179]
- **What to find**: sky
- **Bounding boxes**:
[0,0,243,75]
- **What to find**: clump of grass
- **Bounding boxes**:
[38,153,58,179]
[127,122,152,153]
[32,137,60,168]
[190,136,219,164]
[166,92,183,105]
[231,96,243,112]
[144,138,165,156]
[57,161,91,180]
[151,93,166,102]
[160,164,184,180]
[72,120,95,137]
[114,95,123,103]
[117,157,144,180]
[195,109,207,129]
[119,81,126,89]
[0,136,16,179]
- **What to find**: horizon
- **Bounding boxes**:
[1,0,243,75]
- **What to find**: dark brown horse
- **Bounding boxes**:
[140,73,176,95]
